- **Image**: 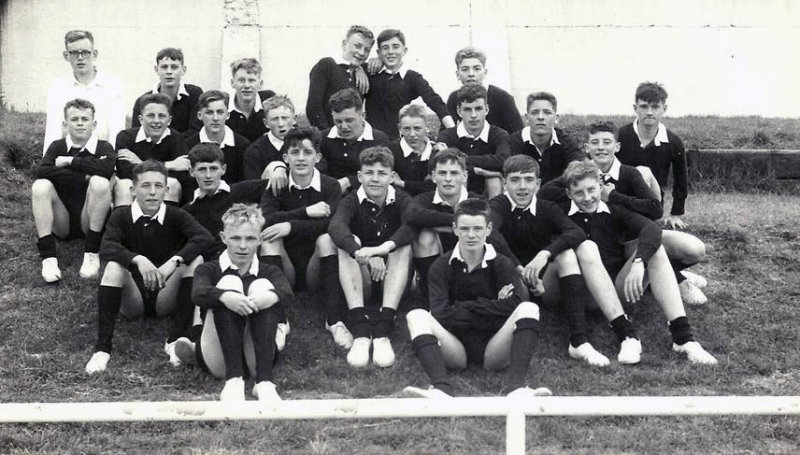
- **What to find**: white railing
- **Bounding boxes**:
[1,396,798,455]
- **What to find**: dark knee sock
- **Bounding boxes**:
[95,286,123,353]
[372,307,396,338]
[214,308,247,379]
[84,230,103,254]
[413,256,438,303]
[412,334,453,396]
[506,318,539,391]
[669,257,694,284]
[250,308,281,382]
[167,277,194,343]
[260,255,284,271]
[320,255,347,325]
[36,234,57,259]
[560,275,590,347]
[610,314,639,342]
[347,307,371,339]
[669,316,695,345]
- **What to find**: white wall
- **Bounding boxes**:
[2,0,799,118]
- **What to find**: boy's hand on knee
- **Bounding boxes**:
[220,292,257,316]
[267,167,289,196]
[523,252,550,288]
[498,284,515,299]
[157,260,178,283]
[55,156,74,167]
[133,256,163,291]
[261,222,291,242]
[117,149,142,164]
[166,156,191,172]
[623,261,645,303]
[305,201,331,218]
[367,257,387,282]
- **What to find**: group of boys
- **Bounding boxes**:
[33,25,717,402]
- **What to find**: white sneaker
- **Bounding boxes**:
[220,377,246,401]
[346,337,371,368]
[673,341,718,365]
[568,342,610,367]
[371,337,395,368]
[41,257,62,283]
[79,252,101,279]
[276,322,290,352]
[617,337,642,365]
[252,381,281,403]
[173,337,196,365]
[679,280,708,305]
[507,386,553,399]
[403,386,452,399]
[164,340,182,367]
[85,351,110,374]
[681,270,708,289]
[326,321,354,349]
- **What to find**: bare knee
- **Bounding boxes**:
[31,179,56,201]
[183,256,203,276]
[406,308,434,338]
[512,301,540,322]
[100,261,126,286]
[576,240,602,266]
[683,237,706,263]
[87,176,111,195]
[315,233,337,256]
[554,249,579,269]
[413,229,440,256]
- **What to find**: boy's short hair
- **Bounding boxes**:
[197,90,230,110]
[263,94,295,115]
[456,84,488,107]
[132,159,168,184]
[230,58,262,77]
[454,46,487,67]
[139,92,173,111]
[563,160,600,188]
[398,104,428,122]
[526,91,558,112]
[156,47,184,64]
[635,82,668,104]
[359,146,394,169]
[588,121,618,137]
[454,198,491,223]
[346,25,374,41]
[222,203,265,230]
[429,148,467,173]
[63,98,96,117]
[188,143,225,167]
[64,30,94,47]
[329,88,363,113]
[503,155,540,178]
[377,29,405,46]
[283,127,319,153]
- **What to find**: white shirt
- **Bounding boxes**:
[449,242,497,269]
[267,130,284,151]
[633,120,669,147]
[504,192,536,215]
[327,122,375,141]
[399,138,433,161]
[44,69,125,155]
[134,127,171,145]
[199,125,236,147]
[568,200,611,216]
[65,133,99,155]
[219,249,259,276]
[520,126,560,154]
[131,200,167,224]
[288,169,322,192]
[433,186,469,206]
[191,180,231,204]
[456,121,490,142]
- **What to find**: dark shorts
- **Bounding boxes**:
[129,266,161,318]
[53,181,88,240]
[452,328,496,365]
[284,236,316,288]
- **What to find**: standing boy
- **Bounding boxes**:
[242,95,297,186]
[33,98,115,282]
[85,160,213,374]
[226,58,276,142]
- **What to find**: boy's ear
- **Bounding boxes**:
[62,50,70,62]
[197,110,204,120]
[153,64,159,74]
[219,230,227,244]
[486,220,493,236]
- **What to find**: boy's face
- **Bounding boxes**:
[264,105,296,140]
[504,171,539,208]
[432,160,466,199]
[527,100,557,136]
[567,176,601,214]
[63,38,97,76]
[63,106,96,143]
[132,171,167,215]
[189,160,226,194]
[378,37,406,70]
[155,57,186,89]
[633,99,667,127]
[341,33,374,66]
[231,69,262,104]
[198,100,229,136]
[357,162,393,201]
[398,115,428,150]
[283,139,321,179]
[453,214,492,254]
[220,221,261,265]
[139,102,171,138]
[456,57,487,85]
[585,131,620,171]
[457,98,488,134]
[331,107,365,140]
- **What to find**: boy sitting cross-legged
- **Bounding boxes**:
[404,198,551,399]
[33,98,115,282]
[85,160,213,374]
[328,146,415,368]
[259,128,352,349]
[191,203,294,402]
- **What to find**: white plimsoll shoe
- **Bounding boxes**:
[681,270,708,289]
[220,377,246,401]
[617,337,642,365]
[673,341,718,365]
[371,337,395,368]
[85,351,110,374]
[164,340,182,367]
[42,257,62,283]
[326,321,354,349]
[679,280,708,305]
[276,322,290,352]
[507,386,553,399]
[174,337,196,365]
[403,386,452,399]
[346,337,371,368]
[252,381,281,403]
[568,342,610,367]
[79,252,101,279]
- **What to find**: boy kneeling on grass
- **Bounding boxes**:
[404,198,552,399]
[33,98,115,282]
[85,160,213,374]
[190,203,293,402]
